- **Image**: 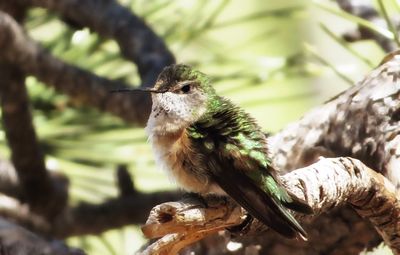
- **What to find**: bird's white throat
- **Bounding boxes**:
[145,91,207,137]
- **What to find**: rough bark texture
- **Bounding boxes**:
[140,157,400,255]
[141,53,400,254]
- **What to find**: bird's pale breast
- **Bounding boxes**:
[149,131,223,194]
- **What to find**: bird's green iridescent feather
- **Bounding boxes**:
[177,68,287,199]
[188,95,272,183]
[148,64,312,238]
[186,95,309,237]
[187,92,299,209]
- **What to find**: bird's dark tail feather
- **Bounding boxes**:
[211,160,312,239]
[282,190,313,215]
[265,176,313,239]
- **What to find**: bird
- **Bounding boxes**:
[115,64,313,239]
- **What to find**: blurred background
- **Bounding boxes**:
[0,0,397,254]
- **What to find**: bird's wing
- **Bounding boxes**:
[206,153,307,239]
[189,98,311,238]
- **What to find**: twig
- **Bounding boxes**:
[305,43,355,85]
[319,23,375,67]
[377,0,400,47]
[335,0,398,52]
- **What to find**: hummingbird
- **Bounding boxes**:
[115,64,312,239]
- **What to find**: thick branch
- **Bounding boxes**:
[269,52,400,186]
[0,4,67,218]
[0,62,66,218]
[10,0,175,123]
[0,188,182,238]
[0,4,398,254]
[140,157,400,255]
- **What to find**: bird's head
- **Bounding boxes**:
[138,64,217,135]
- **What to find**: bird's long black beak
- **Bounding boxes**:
[110,88,166,93]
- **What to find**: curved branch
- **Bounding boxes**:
[139,157,400,255]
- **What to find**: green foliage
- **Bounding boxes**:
[0,0,393,254]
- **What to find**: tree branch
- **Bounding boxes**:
[139,157,400,255]
[17,0,175,86]
[269,51,400,187]
[0,4,68,219]
[52,190,182,238]
[0,217,84,255]
[0,10,152,124]
[0,187,182,238]
[8,0,176,124]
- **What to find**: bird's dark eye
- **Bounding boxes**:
[180,84,191,93]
